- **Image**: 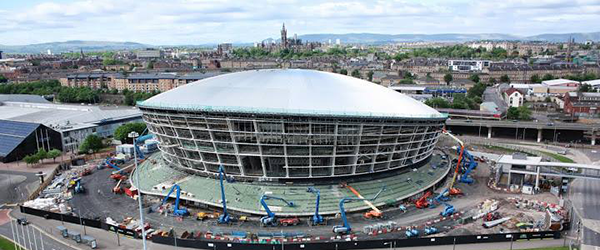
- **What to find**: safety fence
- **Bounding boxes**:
[151,231,561,250]
[20,205,562,250]
[20,205,139,238]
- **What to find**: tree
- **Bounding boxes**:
[444,73,453,85]
[351,69,361,78]
[48,149,62,162]
[542,74,555,81]
[339,69,348,75]
[0,75,7,83]
[35,149,48,162]
[507,107,520,120]
[517,106,532,120]
[579,84,593,92]
[367,71,374,82]
[467,82,487,99]
[489,78,497,84]
[500,74,510,83]
[114,122,147,143]
[469,74,480,83]
[424,97,451,108]
[79,134,104,153]
[23,155,40,166]
[530,74,541,83]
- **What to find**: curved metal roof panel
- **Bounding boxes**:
[139,69,445,119]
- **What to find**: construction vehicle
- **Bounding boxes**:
[217,165,231,224]
[484,212,501,222]
[307,187,324,225]
[483,217,511,228]
[158,184,189,217]
[196,212,209,221]
[332,186,385,234]
[429,189,451,208]
[440,202,455,217]
[442,129,466,196]
[415,191,432,209]
[259,195,299,227]
[113,179,124,194]
[424,226,438,235]
[405,227,419,238]
[456,146,478,184]
[74,179,85,194]
[340,183,384,219]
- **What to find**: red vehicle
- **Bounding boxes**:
[278,217,300,226]
[415,191,432,209]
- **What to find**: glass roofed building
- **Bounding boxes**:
[138,69,447,182]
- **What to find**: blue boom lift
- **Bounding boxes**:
[217,165,231,224]
[160,184,189,217]
[456,147,478,184]
[306,187,323,225]
[259,195,298,227]
[332,186,385,234]
[440,202,455,217]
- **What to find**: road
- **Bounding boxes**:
[0,209,77,250]
[483,85,507,113]
[0,170,40,204]
[447,118,600,130]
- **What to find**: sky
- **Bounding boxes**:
[1,0,600,45]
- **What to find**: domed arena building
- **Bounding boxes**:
[135,69,451,216]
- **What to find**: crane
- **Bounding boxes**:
[457,146,478,184]
[160,184,189,217]
[217,165,231,224]
[442,129,466,196]
[306,187,323,225]
[415,191,432,209]
[259,195,298,227]
[340,183,383,218]
[105,158,123,173]
[332,186,385,234]
[132,128,153,160]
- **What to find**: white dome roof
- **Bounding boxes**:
[139,69,444,119]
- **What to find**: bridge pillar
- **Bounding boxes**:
[488,127,492,139]
[535,166,541,192]
[592,133,596,146]
[507,171,511,187]
[537,129,543,143]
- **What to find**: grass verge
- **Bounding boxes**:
[0,235,17,250]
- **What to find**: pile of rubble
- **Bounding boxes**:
[23,161,99,214]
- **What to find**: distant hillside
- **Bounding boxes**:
[294,32,600,44]
[0,40,150,54]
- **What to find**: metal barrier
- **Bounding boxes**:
[20,206,138,238]
[151,231,561,250]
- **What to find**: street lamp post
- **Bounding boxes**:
[129,131,147,250]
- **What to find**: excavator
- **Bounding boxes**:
[333,186,385,234]
[259,195,299,227]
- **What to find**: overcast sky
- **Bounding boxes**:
[1,0,599,45]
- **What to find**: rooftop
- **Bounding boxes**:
[0,101,141,131]
[139,69,445,119]
[542,78,580,86]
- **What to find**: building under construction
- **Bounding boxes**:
[135,69,451,216]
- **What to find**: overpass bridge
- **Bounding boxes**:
[446,119,600,145]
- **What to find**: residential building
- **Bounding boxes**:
[448,59,491,72]
[136,48,163,59]
[503,88,524,108]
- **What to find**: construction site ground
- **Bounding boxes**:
[52,146,564,241]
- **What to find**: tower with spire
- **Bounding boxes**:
[281,23,288,49]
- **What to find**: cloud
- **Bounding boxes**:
[0,0,599,45]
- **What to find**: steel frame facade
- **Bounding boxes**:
[140,107,445,181]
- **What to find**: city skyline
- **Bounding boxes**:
[1,0,600,45]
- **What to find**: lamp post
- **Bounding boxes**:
[129,131,147,250]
